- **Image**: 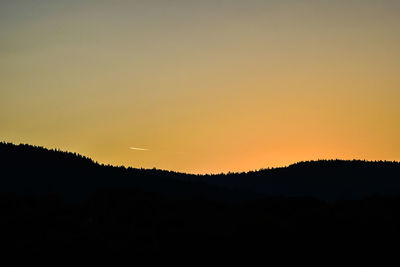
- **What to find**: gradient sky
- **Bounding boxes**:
[1,0,399,174]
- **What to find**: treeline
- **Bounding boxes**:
[2,142,400,202]
[1,142,400,263]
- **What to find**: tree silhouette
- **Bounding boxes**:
[1,141,400,263]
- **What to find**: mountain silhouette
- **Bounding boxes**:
[1,141,400,264]
[1,142,399,201]
[0,142,247,202]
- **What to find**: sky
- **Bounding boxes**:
[1,0,399,174]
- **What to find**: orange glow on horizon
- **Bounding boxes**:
[1,1,399,174]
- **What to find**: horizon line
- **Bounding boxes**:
[1,141,399,176]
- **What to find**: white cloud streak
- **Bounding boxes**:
[129,147,150,151]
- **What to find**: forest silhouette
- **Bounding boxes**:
[1,142,400,264]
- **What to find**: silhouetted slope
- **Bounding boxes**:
[0,142,242,202]
[186,160,400,200]
[2,142,400,262]
[1,142,400,201]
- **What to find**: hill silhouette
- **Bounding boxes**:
[1,142,400,263]
[0,142,248,203]
[1,142,399,201]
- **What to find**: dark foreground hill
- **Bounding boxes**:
[0,142,245,203]
[1,142,400,201]
[1,142,400,264]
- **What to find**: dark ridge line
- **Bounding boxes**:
[2,141,399,176]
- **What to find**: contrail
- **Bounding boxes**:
[129,147,150,151]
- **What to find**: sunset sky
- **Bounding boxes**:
[1,0,399,174]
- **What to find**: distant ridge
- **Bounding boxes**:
[2,141,398,173]
[1,142,400,201]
